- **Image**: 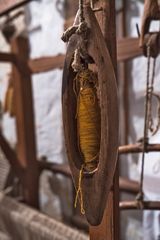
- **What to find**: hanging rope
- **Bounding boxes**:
[136,45,151,203]
[74,164,85,214]
[79,0,84,23]
[137,37,160,204]
[148,58,156,133]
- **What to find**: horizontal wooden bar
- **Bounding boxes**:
[0,52,15,63]
[38,161,71,177]
[28,38,142,73]
[119,177,139,194]
[120,201,160,210]
[0,39,141,71]
[117,37,142,61]
[28,54,65,74]
[119,143,160,154]
[0,0,33,17]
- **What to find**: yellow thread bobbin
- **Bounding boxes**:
[74,68,101,214]
[75,68,101,172]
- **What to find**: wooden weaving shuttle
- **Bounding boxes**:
[62,5,119,226]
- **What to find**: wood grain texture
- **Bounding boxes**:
[62,5,118,226]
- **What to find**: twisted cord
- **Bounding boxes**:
[79,0,84,23]
[137,45,151,202]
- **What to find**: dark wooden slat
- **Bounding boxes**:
[0,0,33,17]
[0,52,15,63]
[117,37,142,61]
[120,201,160,210]
[28,54,65,73]
[119,143,160,154]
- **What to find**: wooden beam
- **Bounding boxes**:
[39,161,71,178]
[11,36,39,208]
[0,38,141,70]
[89,1,119,239]
[119,143,160,154]
[120,201,160,210]
[28,54,65,74]
[0,52,15,63]
[119,177,139,194]
[0,0,33,17]
[28,38,141,73]
[117,37,142,61]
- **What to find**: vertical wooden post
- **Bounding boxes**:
[90,1,119,240]
[118,0,128,145]
[11,36,39,208]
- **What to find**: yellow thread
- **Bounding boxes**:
[74,164,85,214]
[73,69,101,214]
[75,69,101,172]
